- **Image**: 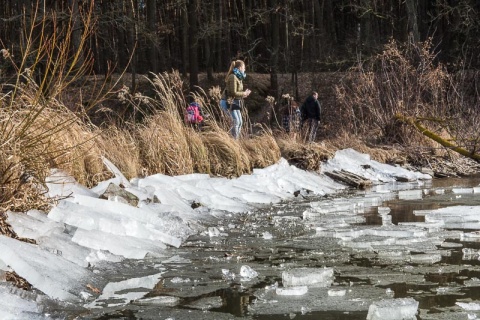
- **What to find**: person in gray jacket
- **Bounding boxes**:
[300,91,321,143]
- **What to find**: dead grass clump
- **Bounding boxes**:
[241,133,281,168]
[276,134,331,171]
[26,109,105,187]
[137,112,193,176]
[184,127,210,174]
[201,131,251,177]
[97,126,141,180]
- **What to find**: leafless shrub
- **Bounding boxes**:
[335,37,480,157]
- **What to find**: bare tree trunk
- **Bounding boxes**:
[68,0,84,67]
[146,0,157,74]
[181,2,188,77]
[405,0,420,42]
[269,0,279,101]
[127,0,137,91]
[188,0,199,90]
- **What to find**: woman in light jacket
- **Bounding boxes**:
[221,60,251,139]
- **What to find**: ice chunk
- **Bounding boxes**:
[132,295,180,306]
[0,235,97,302]
[46,169,98,199]
[0,285,44,320]
[49,199,182,248]
[276,286,308,296]
[187,296,223,310]
[456,302,480,311]
[101,156,132,188]
[328,288,346,296]
[222,269,236,281]
[6,210,64,240]
[262,231,273,239]
[72,228,167,259]
[86,273,163,308]
[398,189,423,200]
[378,207,391,214]
[462,248,480,260]
[366,298,419,320]
[452,188,473,194]
[282,267,334,287]
[240,265,258,280]
[409,253,442,264]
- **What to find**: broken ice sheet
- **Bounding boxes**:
[366,297,419,320]
[186,296,223,310]
[86,273,163,308]
[252,285,386,316]
[276,286,308,296]
[398,189,423,200]
[0,235,100,302]
[282,268,334,287]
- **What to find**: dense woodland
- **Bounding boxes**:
[0,0,479,96]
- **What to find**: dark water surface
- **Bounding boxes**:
[77,175,480,320]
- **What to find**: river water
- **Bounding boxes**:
[68,175,480,320]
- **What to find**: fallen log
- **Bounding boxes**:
[324,170,372,189]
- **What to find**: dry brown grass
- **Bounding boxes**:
[241,131,281,169]
[96,126,141,179]
[201,131,251,177]
[275,132,331,171]
[184,127,210,174]
[136,112,194,176]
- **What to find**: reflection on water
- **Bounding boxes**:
[85,175,480,320]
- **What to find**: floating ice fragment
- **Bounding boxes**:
[409,253,442,264]
[170,277,191,283]
[464,278,480,287]
[385,288,395,298]
[207,227,226,237]
[456,302,480,311]
[282,267,334,287]
[86,273,162,308]
[452,188,473,194]
[377,207,391,215]
[240,265,258,280]
[328,288,346,296]
[262,231,273,239]
[276,286,308,296]
[398,189,423,200]
[132,296,180,306]
[367,298,419,320]
[222,269,236,281]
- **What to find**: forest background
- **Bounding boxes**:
[0,0,479,213]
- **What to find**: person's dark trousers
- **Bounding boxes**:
[302,118,319,143]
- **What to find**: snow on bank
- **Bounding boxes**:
[0,148,432,315]
[322,148,431,182]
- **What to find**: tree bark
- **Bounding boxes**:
[188,0,199,90]
[269,0,279,100]
[146,0,157,75]
[405,0,420,42]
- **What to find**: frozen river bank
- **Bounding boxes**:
[1,149,480,319]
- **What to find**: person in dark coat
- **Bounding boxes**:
[300,91,321,143]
